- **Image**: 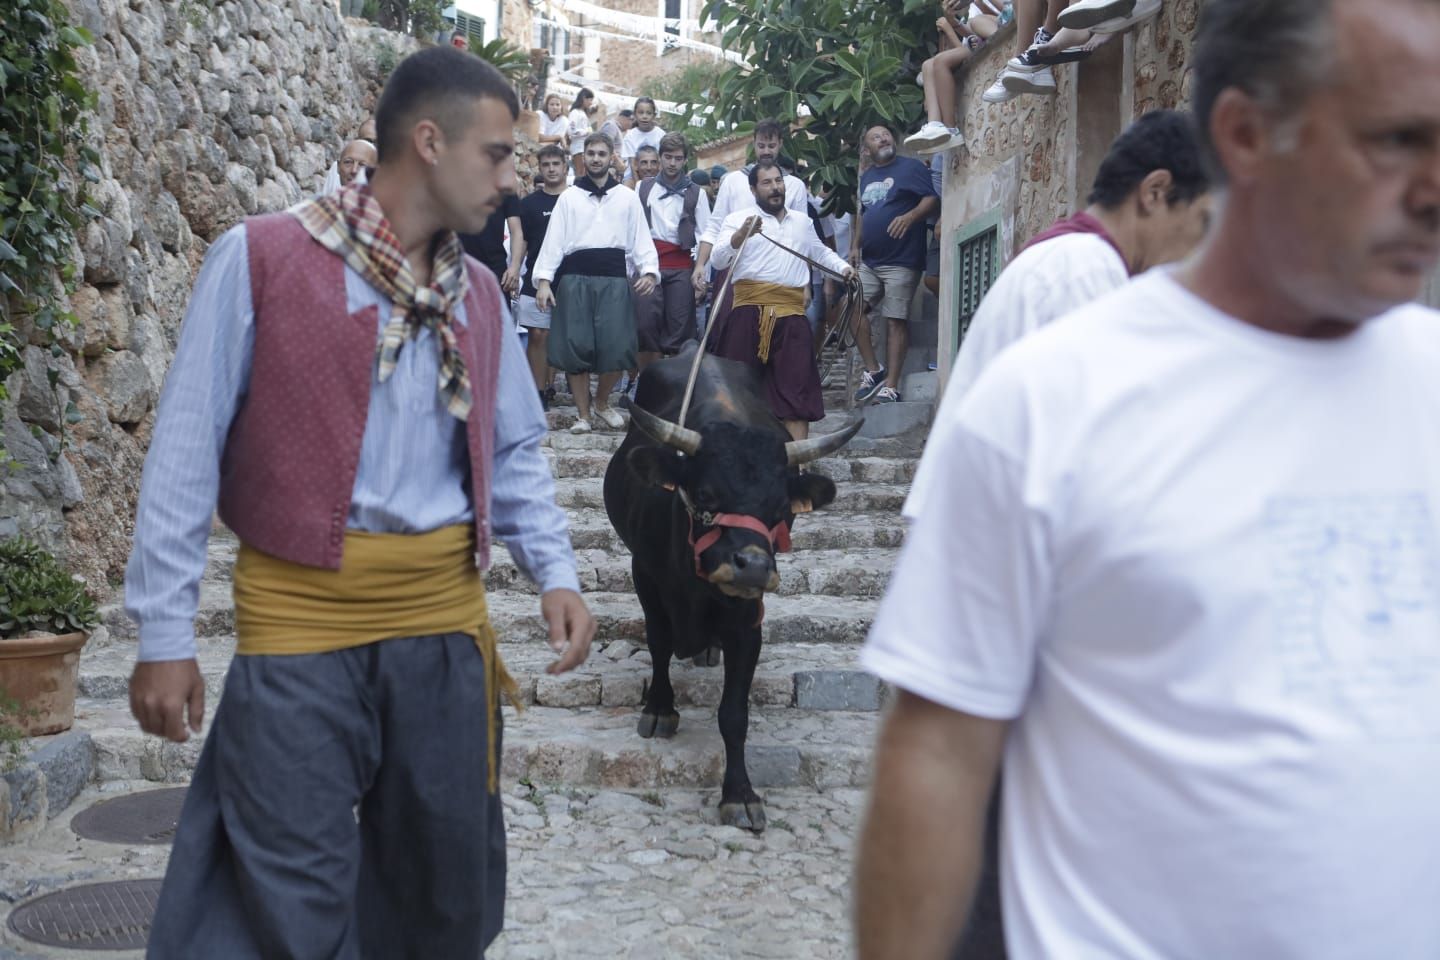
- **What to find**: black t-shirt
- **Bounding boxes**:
[518,189,562,297]
[458,193,521,284]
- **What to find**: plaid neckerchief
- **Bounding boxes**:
[290,182,473,420]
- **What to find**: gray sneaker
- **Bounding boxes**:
[873,386,901,404]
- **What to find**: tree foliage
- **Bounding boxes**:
[0,0,97,443]
[691,0,937,213]
[373,0,445,38]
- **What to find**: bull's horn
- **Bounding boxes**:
[785,416,863,466]
[629,403,702,456]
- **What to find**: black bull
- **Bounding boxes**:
[602,347,862,832]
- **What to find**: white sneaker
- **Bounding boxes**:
[905,121,952,150]
[1092,0,1161,33]
[569,417,592,435]
[1001,64,1057,95]
[1057,0,1136,30]
[594,405,626,430]
[981,76,1018,104]
[917,128,964,155]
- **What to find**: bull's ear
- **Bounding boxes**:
[787,472,837,514]
[627,446,685,491]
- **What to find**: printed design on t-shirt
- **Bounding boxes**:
[1264,493,1440,741]
[861,178,894,210]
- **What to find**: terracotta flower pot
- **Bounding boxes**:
[0,632,90,737]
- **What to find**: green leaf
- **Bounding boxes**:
[0,237,16,261]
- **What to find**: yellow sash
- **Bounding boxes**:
[232,524,518,792]
[732,279,807,363]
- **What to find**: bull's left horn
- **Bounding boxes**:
[629,403,703,456]
[785,416,863,466]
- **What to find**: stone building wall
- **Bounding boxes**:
[934,1,1201,381]
[0,0,415,590]
[587,0,725,95]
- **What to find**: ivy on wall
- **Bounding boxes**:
[0,0,99,451]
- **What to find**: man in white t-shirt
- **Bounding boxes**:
[907,109,1212,520]
[855,1,1440,958]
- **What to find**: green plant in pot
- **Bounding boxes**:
[0,538,100,737]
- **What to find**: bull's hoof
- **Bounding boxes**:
[719,799,767,833]
[691,646,722,667]
[636,711,681,739]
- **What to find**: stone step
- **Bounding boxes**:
[73,697,878,792]
[76,638,887,717]
[562,511,906,555]
[502,705,876,791]
[116,589,875,649]
[550,476,910,515]
[544,448,919,484]
[486,546,899,599]
[538,418,925,460]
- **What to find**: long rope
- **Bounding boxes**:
[678,225,758,428]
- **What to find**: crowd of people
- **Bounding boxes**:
[122,0,1440,956]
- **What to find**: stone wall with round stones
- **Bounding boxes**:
[0,0,415,589]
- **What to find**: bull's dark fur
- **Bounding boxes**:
[603,345,838,832]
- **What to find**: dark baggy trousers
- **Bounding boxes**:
[547,273,638,374]
[634,267,697,355]
[146,633,505,960]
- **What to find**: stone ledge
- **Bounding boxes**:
[1,732,94,847]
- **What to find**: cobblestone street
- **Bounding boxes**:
[0,400,917,956]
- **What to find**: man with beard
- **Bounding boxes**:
[634,132,711,369]
[708,159,854,441]
[850,124,939,405]
[126,47,593,957]
[693,119,811,304]
[534,133,658,434]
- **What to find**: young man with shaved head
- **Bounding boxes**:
[127,46,594,957]
[856,1,1440,957]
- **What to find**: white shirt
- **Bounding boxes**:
[567,108,590,154]
[641,177,712,253]
[700,168,810,248]
[864,270,1440,960]
[532,181,659,284]
[539,113,568,141]
[621,125,665,178]
[907,232,1128,519]
[708,205,851,289]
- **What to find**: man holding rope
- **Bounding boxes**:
[708,159,856,441]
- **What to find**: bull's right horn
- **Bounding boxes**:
[785,416,863,466]
[629,403,703,456]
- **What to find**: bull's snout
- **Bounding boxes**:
[709,545,781,598]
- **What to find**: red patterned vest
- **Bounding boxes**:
[216,212,504,571]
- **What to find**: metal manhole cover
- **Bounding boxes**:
[7,879,162,950]
[71,788,188,845]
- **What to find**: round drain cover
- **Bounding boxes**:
[71,788,188,845]
[7,879,162,950]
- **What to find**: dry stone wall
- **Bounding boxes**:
[0,0,413,589]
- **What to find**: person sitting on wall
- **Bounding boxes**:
[538,92,569,151]
[906,0,1005,154]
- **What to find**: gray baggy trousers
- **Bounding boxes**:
[146,633,505,960]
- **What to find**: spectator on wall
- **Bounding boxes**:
[622,97,666,185]
[906,0,1005,154]
[538,93,569,150]
[568,88,596,176]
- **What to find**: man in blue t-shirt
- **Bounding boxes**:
[850,124,939,403]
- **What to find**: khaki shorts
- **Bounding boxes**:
[860,263,920,321]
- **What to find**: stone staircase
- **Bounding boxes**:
[0,390,925,958]
[72,398,921,797]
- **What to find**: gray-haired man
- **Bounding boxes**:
[856,1,1440,956]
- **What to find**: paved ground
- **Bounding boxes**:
[0,780,869,959]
